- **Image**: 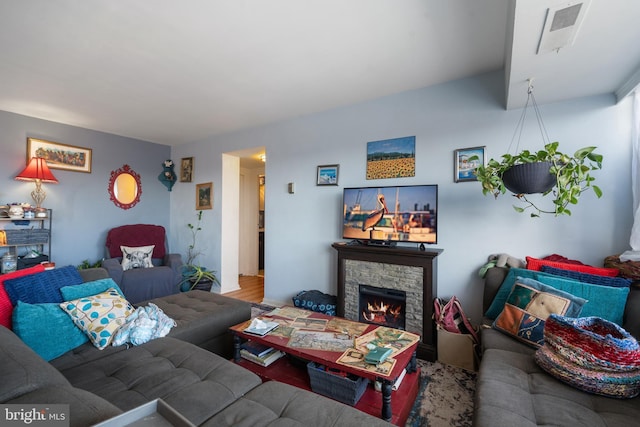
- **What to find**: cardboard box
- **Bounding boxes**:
[437,326,478,371]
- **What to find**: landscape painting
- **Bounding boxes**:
[366,136,415,180]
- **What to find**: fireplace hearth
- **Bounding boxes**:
[359,284,406,329]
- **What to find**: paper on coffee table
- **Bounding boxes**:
[354,327,420,357]
[266,307,312,319]
[336,348,397,376]
[290,317,328,330]
[288,330,353,352]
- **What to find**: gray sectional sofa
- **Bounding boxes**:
[473,267,640,427]
[1,268,391,427]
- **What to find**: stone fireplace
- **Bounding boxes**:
[333,243,442,360]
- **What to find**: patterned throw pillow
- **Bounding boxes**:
[60,288,133,350]
[493,277,586,347]
[120,245,155,271]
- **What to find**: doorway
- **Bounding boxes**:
[222,147,265,302]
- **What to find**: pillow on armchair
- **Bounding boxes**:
[102,224,181,304]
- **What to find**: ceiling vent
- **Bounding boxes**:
[537,1,590,54]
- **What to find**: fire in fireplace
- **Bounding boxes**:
[358,284,406,329]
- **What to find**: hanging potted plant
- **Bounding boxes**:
[472,142,603,216]
[179,210,220,292]
[470,80,603,217]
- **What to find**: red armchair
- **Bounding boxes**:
[102,224,182,304]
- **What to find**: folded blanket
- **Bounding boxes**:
[112,303,176,347]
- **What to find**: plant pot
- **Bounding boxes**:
[502,161,555,194]
[191,279,213,292]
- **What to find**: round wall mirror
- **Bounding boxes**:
[108,164,142,209]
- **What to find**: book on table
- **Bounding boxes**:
[243,318,279,336]
[240,348,285,367]
[240,340,274,358]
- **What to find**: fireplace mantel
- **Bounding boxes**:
[332,242,442,361]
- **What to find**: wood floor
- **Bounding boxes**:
[224,275,264,303]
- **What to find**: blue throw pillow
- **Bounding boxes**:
[12,301,88,361]
[540,265,631,288]
[60,278,124,300]
[3,265,83,305]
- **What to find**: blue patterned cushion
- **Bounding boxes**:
[60,278,124,300]
[540,265,631,288]
[60,288,133,350]
[493,277,586,348]
[3,265,83,305]
[12,301,88,361]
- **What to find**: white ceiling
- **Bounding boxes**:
[0,0,638,146]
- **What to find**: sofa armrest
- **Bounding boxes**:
[483,267,509,315]
[101,258,124,286]
[164,253,183,271]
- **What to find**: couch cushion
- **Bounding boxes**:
[474,348,640,427]
[203,380,392,427]
[540,265,631,288]
[151,290,251,356]
[493,277,586,347]
[57,336,262,426]
[0,265,46,328]
[4,265,83,305]
[12,301,88,361]
[60,288,134,350]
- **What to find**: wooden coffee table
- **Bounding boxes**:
[229,307,420,425]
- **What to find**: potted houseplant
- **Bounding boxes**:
[179,210,220,292]
[472,141,603,217]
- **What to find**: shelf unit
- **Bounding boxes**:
[0,209,52,268]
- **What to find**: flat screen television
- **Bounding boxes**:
[342,184,437,246]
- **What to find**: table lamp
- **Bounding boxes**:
[15,157,59,208]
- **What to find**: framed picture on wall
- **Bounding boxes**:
[454,146,485,182]
[27,137,92,173]
[317,164,339,186]
[196,182,213,210]
[180,157,193,182]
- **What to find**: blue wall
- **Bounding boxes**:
[170,71,634,322]
[0,110,171,266]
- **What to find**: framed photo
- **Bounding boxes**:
[316,164,339,186]
[180,157,193,182]
[196,182,213,210]
[454,146,485,182]
[366,136,415,180]
[27,137,92,173]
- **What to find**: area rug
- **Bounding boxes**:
[405,360,476,427]
[250,303,476,426]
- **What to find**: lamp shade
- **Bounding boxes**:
[15,157,58,183]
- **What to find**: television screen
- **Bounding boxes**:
[342,185,437,245]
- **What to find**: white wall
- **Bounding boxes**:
[170,71,633,323]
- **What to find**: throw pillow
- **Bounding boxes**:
[60,278,124,300]
[60,288,134,350]
[485,267,629,325]
[493,277,586,347]
[540,265,631,288]
[120,245,155,271]
[0,264,46,328]
[3,265,84,305]
[526,256,619,277]
[12,301,88,361]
